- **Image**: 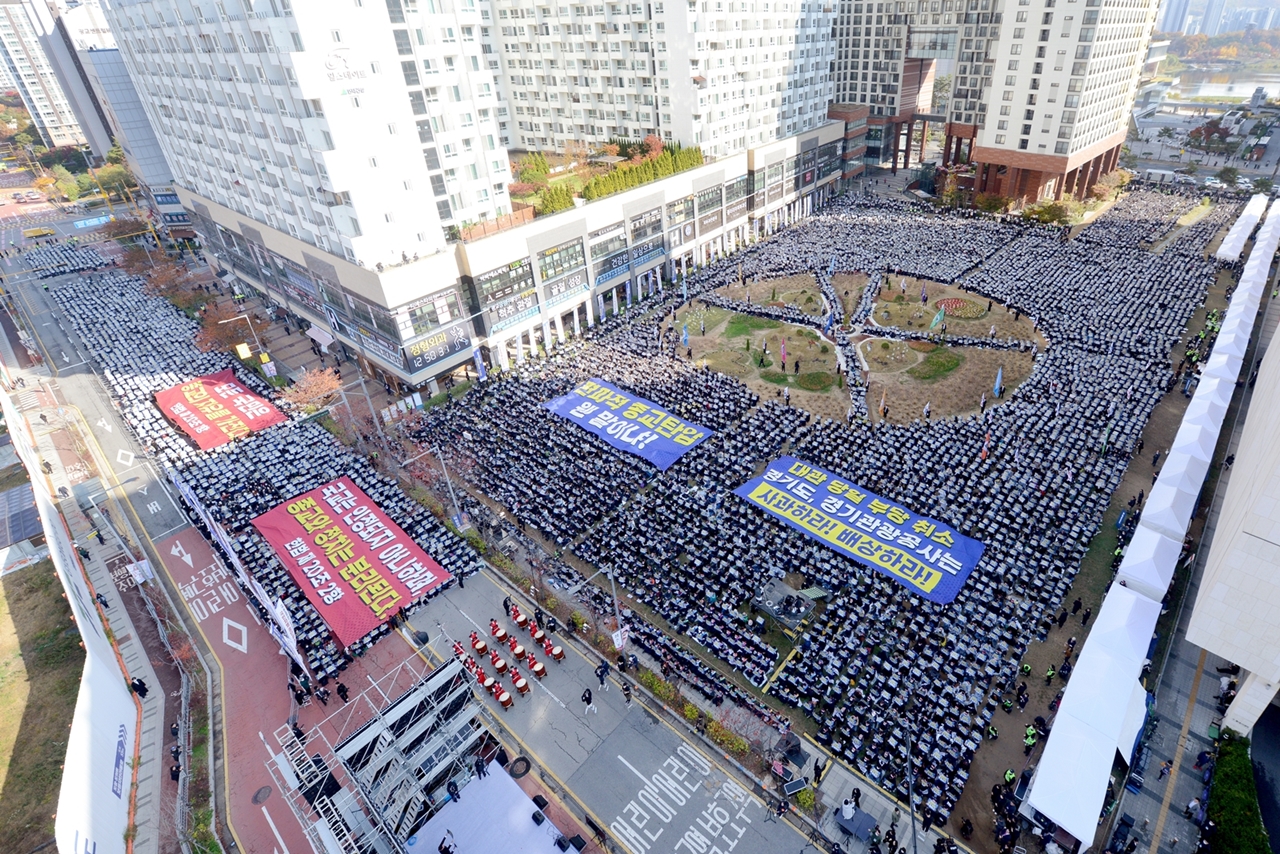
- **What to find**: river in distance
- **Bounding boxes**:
[1174,68,1280,98]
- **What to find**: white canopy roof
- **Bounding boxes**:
[1141,480,1199,545]
[1026,712,1124,842]
[1086,583,1161,664]
[1170,420,1218,464]
[1115,523,1183,601]
[306,325,336,347]
[1215,194,1269,262]
[1158,451,1210,499]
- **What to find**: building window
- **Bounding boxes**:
[1018,138,1029,150]
[1054,142,1068,154]
[402,61,420,85]
[394,30,413,54]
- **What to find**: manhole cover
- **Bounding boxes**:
[252,786,272,804]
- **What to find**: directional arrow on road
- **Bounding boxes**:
[60,352,69,363]
[171,541,194,567]
[96,418,113,433]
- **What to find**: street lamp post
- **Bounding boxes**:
[217,312,266,356]
[566,563,625,649]
[403,446,466,530]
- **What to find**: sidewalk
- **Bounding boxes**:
[13,369,169,854]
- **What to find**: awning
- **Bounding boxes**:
[169,228,196,239]
[306,325,335,347]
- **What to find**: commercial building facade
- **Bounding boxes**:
[192,116,856,390]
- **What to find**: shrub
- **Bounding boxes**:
[760,370,788,384]
[581,144,704,200]
[538,183,576,215]
[684,703,701,723]
[705,719,750,756]
[793,788,817,813]
[569,611,587,632]
[638,668,681,705]
[1207,734,1271,854]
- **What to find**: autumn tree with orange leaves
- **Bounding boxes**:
[194,300,271,354]
[280,367,342,412]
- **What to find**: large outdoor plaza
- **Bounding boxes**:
[41,185,1246,854]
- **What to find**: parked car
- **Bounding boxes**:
[1204,177,1225,188]
[1173,174,1197,185]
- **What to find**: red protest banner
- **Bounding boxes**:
[251,477,451,647]
[154,369,286,450]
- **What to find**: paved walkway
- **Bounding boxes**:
[1111,247,1280,854]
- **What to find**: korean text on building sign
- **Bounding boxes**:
[251,476,451,647]
[734,456,985,603]
[542,378,712,470]
[154,368,286,450]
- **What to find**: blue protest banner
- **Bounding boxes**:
[543,378,711,470]
[735,456,985,603]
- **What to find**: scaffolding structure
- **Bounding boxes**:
[264,655,486,854]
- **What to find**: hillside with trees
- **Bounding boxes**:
[1162,28,1280,68]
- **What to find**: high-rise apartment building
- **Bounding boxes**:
[19,0,118,157]
[0,0,88,147]
[496,0,836,159]
[102,0,511,266]
[1158,0,1190,34]
[1200,0,1226,35]
[945,0,1160,204]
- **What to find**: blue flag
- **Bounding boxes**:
[994,366,1003,397]
[682,280,688,304]
[472,347,488,382]
[824,311,834,334]
[682,323,689,347]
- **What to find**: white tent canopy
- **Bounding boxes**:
[1143,480,1200,541]
[1215,194,1268,262]
[1086,583,1161,665]
[1170,420,1218,463]
[1115,524,1183,601]
[1025,712,1126,842]
[1158,452,1211,500]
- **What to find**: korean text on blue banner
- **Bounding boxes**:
[734,456,985,603]
[543,378,711,470]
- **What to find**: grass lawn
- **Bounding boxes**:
[0,559,85,853]
[723,314,782,338]
[906,346,964,381]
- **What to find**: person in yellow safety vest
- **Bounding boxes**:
[1004,768,1016,785]
[1045,664,1056,685]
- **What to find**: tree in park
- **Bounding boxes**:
[94,163,136,195]
[642,134,664,161]
[194,300,270,354]
[1254,177,1274,194]
[1216,166,1240,185]
[280,367,343,412]
[106,139,126,165]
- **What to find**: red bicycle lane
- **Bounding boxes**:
[157,527,312,854]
